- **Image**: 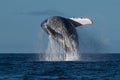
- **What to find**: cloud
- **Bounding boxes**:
[19,10,65,16]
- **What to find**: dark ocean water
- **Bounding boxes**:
[0,54,120,80]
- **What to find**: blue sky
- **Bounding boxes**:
[0,0,120,53]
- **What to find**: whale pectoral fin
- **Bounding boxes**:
[69,18,93,27]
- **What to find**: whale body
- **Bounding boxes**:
[41,16,92,55]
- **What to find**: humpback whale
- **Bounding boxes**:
[41,16,92,56]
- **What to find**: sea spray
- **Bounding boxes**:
[45,36,65,61]
[45,36,79,61]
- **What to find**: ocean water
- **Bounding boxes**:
[0,54,120,80]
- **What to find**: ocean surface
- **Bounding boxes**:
[0,54,120,80]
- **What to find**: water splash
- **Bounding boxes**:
[45,36,79,61]
[45,36,64,61]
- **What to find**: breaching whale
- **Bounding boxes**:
[41,16,92,56]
